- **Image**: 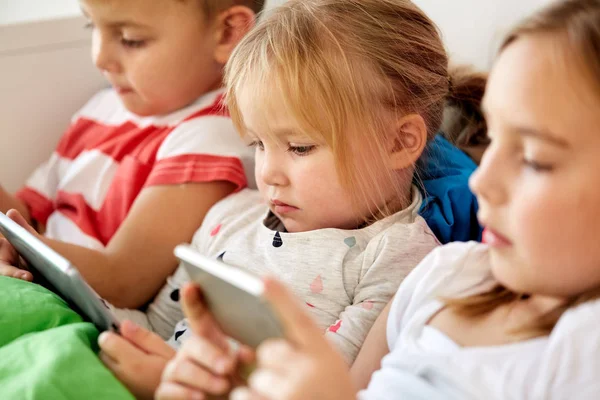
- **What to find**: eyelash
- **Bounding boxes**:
[523,158,553,172]
[249,140,264,150]
[83,23,146,49]
[120,38,146,48]
[248,141,316,157]
[287,145,316,156]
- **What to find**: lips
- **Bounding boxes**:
[114,86,133,95]
[272,200,291,207]
[271,199,299,215]
[107,78,133,95]
[482,227,512,248]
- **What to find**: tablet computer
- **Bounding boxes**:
[175,244,284,349]
[0,212,120,332]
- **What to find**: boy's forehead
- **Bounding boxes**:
[80,0,202,25]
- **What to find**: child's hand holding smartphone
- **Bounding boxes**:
[156,283,256,400]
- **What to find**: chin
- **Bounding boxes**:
[120,97,165,117]
[490,257,530,293]
[280,219,314,233]
[283,223,307,233]
[121,102,153,117]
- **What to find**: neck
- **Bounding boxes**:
[360,186,413,228]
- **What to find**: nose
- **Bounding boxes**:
[257,149,289,187]
[92,31,121,74]
[469,143,508,207]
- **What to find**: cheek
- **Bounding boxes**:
[126,54,162,92]
[298,160,344,195]
[515,182,597,267]
[515,185,563,250]
[254,157,265,188]
[130,43,186,88]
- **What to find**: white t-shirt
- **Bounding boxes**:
[360,242,600,400]
[119,187,439,363]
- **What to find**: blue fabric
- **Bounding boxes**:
[416,135,482,243]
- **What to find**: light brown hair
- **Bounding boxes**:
[446,0,600,338]
[203,0,265,17]
[224,0,483,221]
[182,0,265,20]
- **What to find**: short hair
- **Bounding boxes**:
[202,0,265,18]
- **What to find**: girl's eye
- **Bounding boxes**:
[121,38,146,48]
[288,145,316,156]
[249,140,264,150]
[523,158,553,172]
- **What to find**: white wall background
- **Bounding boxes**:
[0,0,80,25]
[0,0,554,191]
[267,0,557,70]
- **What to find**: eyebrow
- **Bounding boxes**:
[481,102,569,148]
[107,20,148,29]
[80,8,148,29]
[515,127,569,148]
[246,128,307,139]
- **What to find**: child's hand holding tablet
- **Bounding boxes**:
[0,211,120,333]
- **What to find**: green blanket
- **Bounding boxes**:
[0,277,134,399]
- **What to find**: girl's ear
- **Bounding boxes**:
[387,114,428,170]
[213,6,257,65]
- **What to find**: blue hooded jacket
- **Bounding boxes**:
[416,135,482,243]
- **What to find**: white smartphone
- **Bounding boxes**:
[174,244,284,349]
[0,212,120,333]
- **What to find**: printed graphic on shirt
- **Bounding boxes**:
[211,224,222,237]
[272,231,283,248]
[310,275,324,294]
[344,236,357,248]
[328,319,342,333]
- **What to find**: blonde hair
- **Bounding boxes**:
[225,0,479,221]
[447,0,600,338]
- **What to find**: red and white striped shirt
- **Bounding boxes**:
[17,88,255,249]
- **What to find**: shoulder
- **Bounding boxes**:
[156,91,253,162]
[191,189,265,245]
[157,115,241,158]
[377,216,440,251]
[386,242,491,346]
[406,241,491,297]
[537,299,600,397]
[212,189,263,213]
[364,209,440,265]
[71,88,129,124]
[550,298,600,346]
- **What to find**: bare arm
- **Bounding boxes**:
[41,181,235,308]
[350,299,391,391]
[0,186,31,223]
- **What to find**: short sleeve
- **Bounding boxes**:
[325,223,439,363]
[144,115,254,190]
[16,153,65,225]
[145,190,261,339]
[386,241,489,349]
[15,89,114,226]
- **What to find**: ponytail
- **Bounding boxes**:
[441,66,489,163]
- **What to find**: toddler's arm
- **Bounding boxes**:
[326,229,438,363]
